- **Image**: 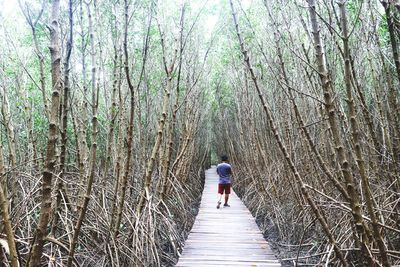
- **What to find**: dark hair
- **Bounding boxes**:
[221,155,228,161]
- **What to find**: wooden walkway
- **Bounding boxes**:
[176,167,281,267]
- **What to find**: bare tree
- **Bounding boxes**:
[28,0,62,265]
[0,143,18,267]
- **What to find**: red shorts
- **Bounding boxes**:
[218,183,231,194]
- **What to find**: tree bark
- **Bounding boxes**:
[338,2,390,265]
[51,0,73,236]
[67,2,99,266]
[307,0,372,264]
[28,0,62,265]
[112,0,137,238]
[0,143,19,267]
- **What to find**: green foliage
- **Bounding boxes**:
[378,14,390,46]
[346,0,362,26]
[33,111,47,133]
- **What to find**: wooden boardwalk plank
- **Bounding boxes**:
[175,167,280,267]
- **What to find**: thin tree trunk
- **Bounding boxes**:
[0,88,17,203]
[307,0,372,264]
[19,2,45,171]
[28,0,62,265]
[338,2,390,265]
[158,4,186,201]
[67,2,98,266]
[51,0,73,236]
[382,0,400,167]
[108,59,123,241]
[369,1,397,166]
[76,0,89,214]
[349,55,381,155]
[0,144,18,267]
[20,0,49,120]
[112,0,137,238]
[101,46,119,195]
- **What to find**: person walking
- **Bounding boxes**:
[216,155,232,209]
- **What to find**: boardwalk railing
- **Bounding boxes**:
[176,167,281,267]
